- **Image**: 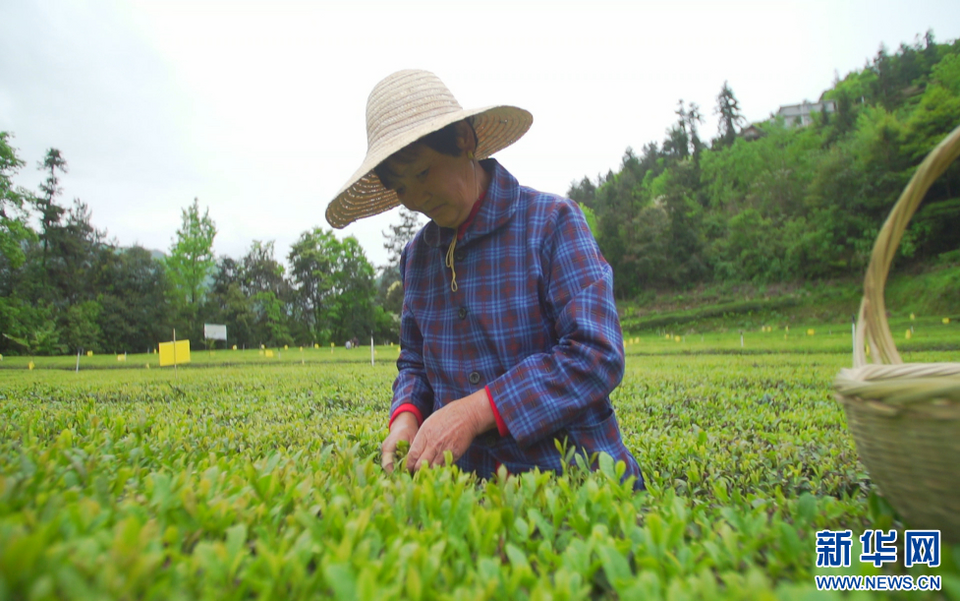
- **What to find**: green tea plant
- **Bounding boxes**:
[1,349,957,599]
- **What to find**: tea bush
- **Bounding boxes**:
[1,348,957,599]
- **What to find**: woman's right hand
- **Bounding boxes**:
[381,412,419,472]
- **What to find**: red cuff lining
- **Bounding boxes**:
[486,385,508,437]
[389,403,423,428]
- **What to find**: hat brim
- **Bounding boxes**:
[325,105,532,229]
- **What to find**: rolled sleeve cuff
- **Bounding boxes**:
[389,403,423,428]
[486,385,509,437]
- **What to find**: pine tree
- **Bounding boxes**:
[714,81,746,147]
[36,149,67,269]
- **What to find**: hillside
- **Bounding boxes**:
[574,33,960,299]
[618,263,960,338]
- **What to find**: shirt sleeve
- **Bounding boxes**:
[486,199,624,449]
[390,245,435,424]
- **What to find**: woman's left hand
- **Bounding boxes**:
[407,388,494,471]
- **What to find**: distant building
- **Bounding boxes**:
[739,124,764,141]
[776,99,837,127]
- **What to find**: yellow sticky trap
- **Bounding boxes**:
[28,361,35,370]
[158,340,191,367]
[314,343,320,349]
[265,350,275,358]
[944,318,951,325]
[117,355,126,362]
[807,329,815,336]
[910,313,916,320]
[905,330,912,339]
[284,345,288,350]
[674,336,681,342]
[86,350,93,357]
[232,345,237,350]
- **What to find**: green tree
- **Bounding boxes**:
[288,229,376,344]
[47,199,106,305]
[96,246,174,353]
[252,291,293,347]
[289,228,339,341]
[663,101,690,160]
[60,300,102,354]
[714,81,746,148]
[238,241,294,346]
[377,207,422,320]
[36,148,67,271]
[325,236,376,343]
[205,256,257,349]
[383,208,422,269]
[0,132,38,270]
[166,198,217,340]
[931,52,960,94]
[241,240,289,298]
[686,102,706,159]
[0,136,56,355]
[567,176,596,205]
[619,203,671,291]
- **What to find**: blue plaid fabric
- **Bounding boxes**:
[392,160,643,490]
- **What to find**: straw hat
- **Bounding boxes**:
[325,69,533,229]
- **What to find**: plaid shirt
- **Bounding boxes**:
[391,160,643,490]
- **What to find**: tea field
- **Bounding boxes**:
[1,332,958,599]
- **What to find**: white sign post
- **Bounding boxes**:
[204,324,228,341]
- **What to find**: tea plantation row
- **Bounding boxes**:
[1,349,957,599]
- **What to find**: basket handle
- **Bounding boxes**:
[855,124,960,367]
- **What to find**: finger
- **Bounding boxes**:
[407,432,426,472]
[411,444,431,473]
[381,450,395,472]
[415,439,443,472]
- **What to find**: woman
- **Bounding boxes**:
[326,70,643,490]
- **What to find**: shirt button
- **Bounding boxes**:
[454,250,465,261]
[468,371,481,385]
[458,306,468,320]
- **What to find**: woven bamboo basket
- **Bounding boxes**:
[834,124,960,543]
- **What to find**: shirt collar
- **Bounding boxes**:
[422,159,520,248]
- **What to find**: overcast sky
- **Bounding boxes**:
[2,0,959,269]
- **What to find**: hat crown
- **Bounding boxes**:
[365,70,463,156]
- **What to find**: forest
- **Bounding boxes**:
[1,33,958,356]
[569,32,960,298]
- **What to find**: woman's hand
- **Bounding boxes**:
[407,388,494,471]
[381,412,419,472]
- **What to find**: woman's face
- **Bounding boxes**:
[385,144,478,229]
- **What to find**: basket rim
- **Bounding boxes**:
[853,124,960,369]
